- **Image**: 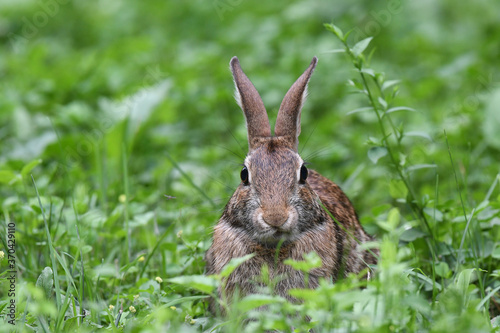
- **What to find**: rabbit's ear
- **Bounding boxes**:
[230,57,271,150]
[274,57,318,151]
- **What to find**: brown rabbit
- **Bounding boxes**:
[205,56,377,313]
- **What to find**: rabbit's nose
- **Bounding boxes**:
[262,210,289,228]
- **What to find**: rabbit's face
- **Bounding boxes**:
[224,56,322,246]
[233,138,321,246]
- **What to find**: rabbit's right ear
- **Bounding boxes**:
[230,57,271,150]
[274,57,317,151]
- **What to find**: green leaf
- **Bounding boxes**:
[347,79,363,90]
[385,106,416,114]
[21,159,42,177]
[325,49,346,54]
[324,23,343,40]
[367,146,388,164]
[492,315,500,328]
[236,294,285,312]
[346,107,373,115]
[351,37,373,57]
[163,295,209,308]
[405,131,433,141]
[360,68,376,78]
[167,275,218,294]
[435,262,451,278]
[477,285,500,312]
[366,136,383,146]
[492,246,500,259]
[36,267,54,299]
[400,228,426,242]
[389,179,408,199]
[61,316,79,331]
[287,288,319,302]
[406,164,437,172]
[81,245,93,254]
[382,80,401,91]
[219,253,255,278]
[378,97,388,110]
[408,270,442,291]
[455,268,474,295]
[387,207,400,229]
[475,200,490,213]
[423,207,443,222]
[0,170,18,185]
[284,251,322,273]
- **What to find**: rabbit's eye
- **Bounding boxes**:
[240,166,249,184]
[299,164,308,183]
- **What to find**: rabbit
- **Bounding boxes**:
[205,56,377,314]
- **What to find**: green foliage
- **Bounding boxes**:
[284,252,322,273]
[1,0,500,332]
[35,267,54,300]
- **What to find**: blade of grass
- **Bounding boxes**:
[55,294,72,332]
[72,194,86,324]
[96,141,109,214]
[139,223,175,278]
[31,174,62,310]
[484,173,500,202]
[165,151,216,208]
[122,142,131,262]
[444,131,486,304]
[476,285,500,312]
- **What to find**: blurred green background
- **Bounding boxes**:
[1,0,499,210]
[0,0,499,331]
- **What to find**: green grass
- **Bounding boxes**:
[0,0,499,332]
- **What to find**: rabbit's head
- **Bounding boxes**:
[228,57,325,246]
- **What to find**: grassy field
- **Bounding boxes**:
[0,0,499,331]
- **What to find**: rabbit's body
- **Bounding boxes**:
[205,57,377,313]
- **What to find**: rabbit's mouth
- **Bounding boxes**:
[255,228,298,247]
[254,210,299,245]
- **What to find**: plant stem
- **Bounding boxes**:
[338,35,436,249]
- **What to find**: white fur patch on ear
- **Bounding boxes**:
[233,82,243,110]
[244,155,252,183]
[296,155,304,181]
[229,60,243,110]
[301,84,309,108]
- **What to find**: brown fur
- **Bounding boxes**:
[205,57,377,314]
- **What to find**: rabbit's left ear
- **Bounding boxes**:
[274,57,317,151]
[230,57,271,151]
